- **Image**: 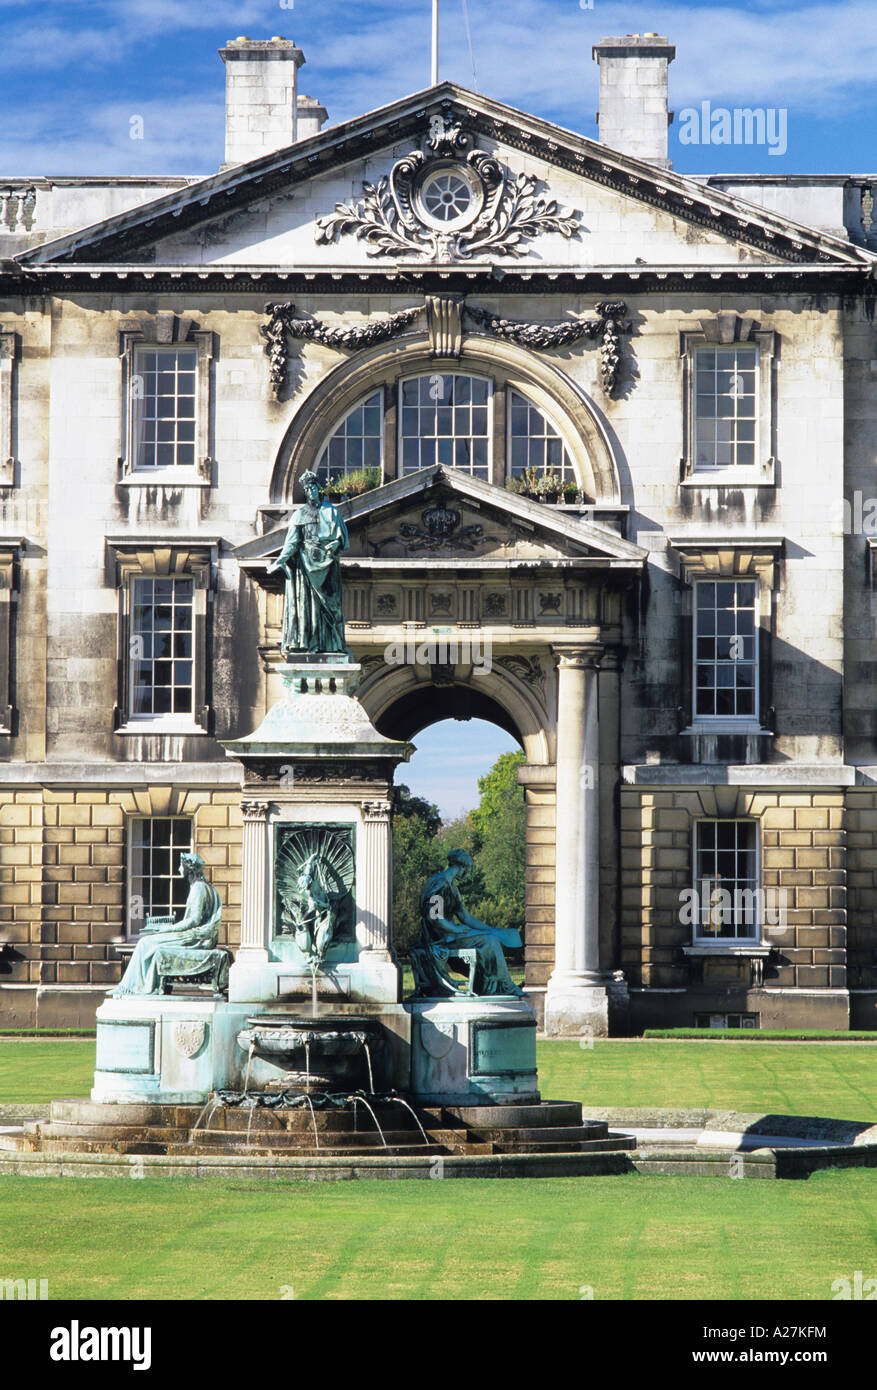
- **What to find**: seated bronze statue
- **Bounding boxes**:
[111,852,228,997]
[411,849,524,998]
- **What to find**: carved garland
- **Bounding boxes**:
[261,298,630,399]
[260,302,421,399]
[465,301,630,396]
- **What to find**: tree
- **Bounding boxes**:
[391,785,441,956]
[390,751,527,958]
[469,750,526,932]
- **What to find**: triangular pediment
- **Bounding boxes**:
[235,466,646,579]
[16,86,871,275]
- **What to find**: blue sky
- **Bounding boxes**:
[399,719,520,819]
[0,0,874,176]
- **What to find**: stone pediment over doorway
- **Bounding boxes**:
[236,466,646,583]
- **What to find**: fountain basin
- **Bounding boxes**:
[237,1015,386,1093]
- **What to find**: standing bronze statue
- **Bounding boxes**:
[267,469,350,657]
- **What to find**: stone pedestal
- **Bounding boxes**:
[222,658,412,1011]
[91,996,253,1105]
[407,997,540,1105]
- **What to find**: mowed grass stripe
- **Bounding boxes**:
[0,1173,875,1301]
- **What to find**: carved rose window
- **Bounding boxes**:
[420,169,473,225]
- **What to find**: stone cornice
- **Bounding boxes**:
[15,86,872,270]
[6,265,869,300]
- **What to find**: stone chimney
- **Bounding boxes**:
[296,94,329,141]
[592,33,675,169]
[219,36,306,167]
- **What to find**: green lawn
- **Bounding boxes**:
[537,1042,877,1121]
[0,1170,875,1300]
[0,1040,97,1103]
[2,1039,877,1120]
[2,1039,876,1302]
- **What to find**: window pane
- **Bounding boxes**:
[399,375,491,477]
[129,577,195,719]
[692,346,758,469]
[693,580,758,722]
[314,390,384,483]
[128,818,193,937]
[506,390,574,485]
[694,820,758,940]
[132,346,198,470]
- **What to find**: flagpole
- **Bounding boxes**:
[431,0,439,84]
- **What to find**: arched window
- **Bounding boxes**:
[400,373,491,478]
[304,368,590,499]
[508,391,573,481]
[315,389,382,483]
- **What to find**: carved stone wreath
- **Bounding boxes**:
[314,114,582,262]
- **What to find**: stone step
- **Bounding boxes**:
[192,1127,432,1151]
[49,1099,203,1126]
[34,1138,173,1155]
[490,1135,637,1155]
[208,1108,427,1135]
[421,1101,582,1128]
[463,1123,609,1144]
[165,1142,449,1160]
[27,1122,189,1144]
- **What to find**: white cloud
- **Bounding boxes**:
[0,1,873,174]
[306,0,877,125]
[0,96,221,176]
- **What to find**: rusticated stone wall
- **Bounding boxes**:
[619,785,849,1030]
[0,787,242,1027]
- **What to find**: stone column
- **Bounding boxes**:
[545,644,609,1036]
[238,799,271,960]
[359,798,394,958]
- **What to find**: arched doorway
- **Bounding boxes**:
[387,712,526,991]
[361,674,553,1010]
[236,460,646,1031]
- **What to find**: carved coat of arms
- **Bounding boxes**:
[171,1021,207,1059]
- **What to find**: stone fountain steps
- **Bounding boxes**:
[166,1140,449,1159]
[200,1110,428,1135]
[49,1100,201,1126]
[1,1127,634,1158]
[422,1126,634,1154]
[17,1096,639,1162]
[23,1121,190,1144]
[489,1135,637,1155]
[190,1127,436,1151]
[420,1101,587,1129]
[449,1122,610,1144]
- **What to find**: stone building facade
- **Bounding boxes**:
[0,34,874,1032]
